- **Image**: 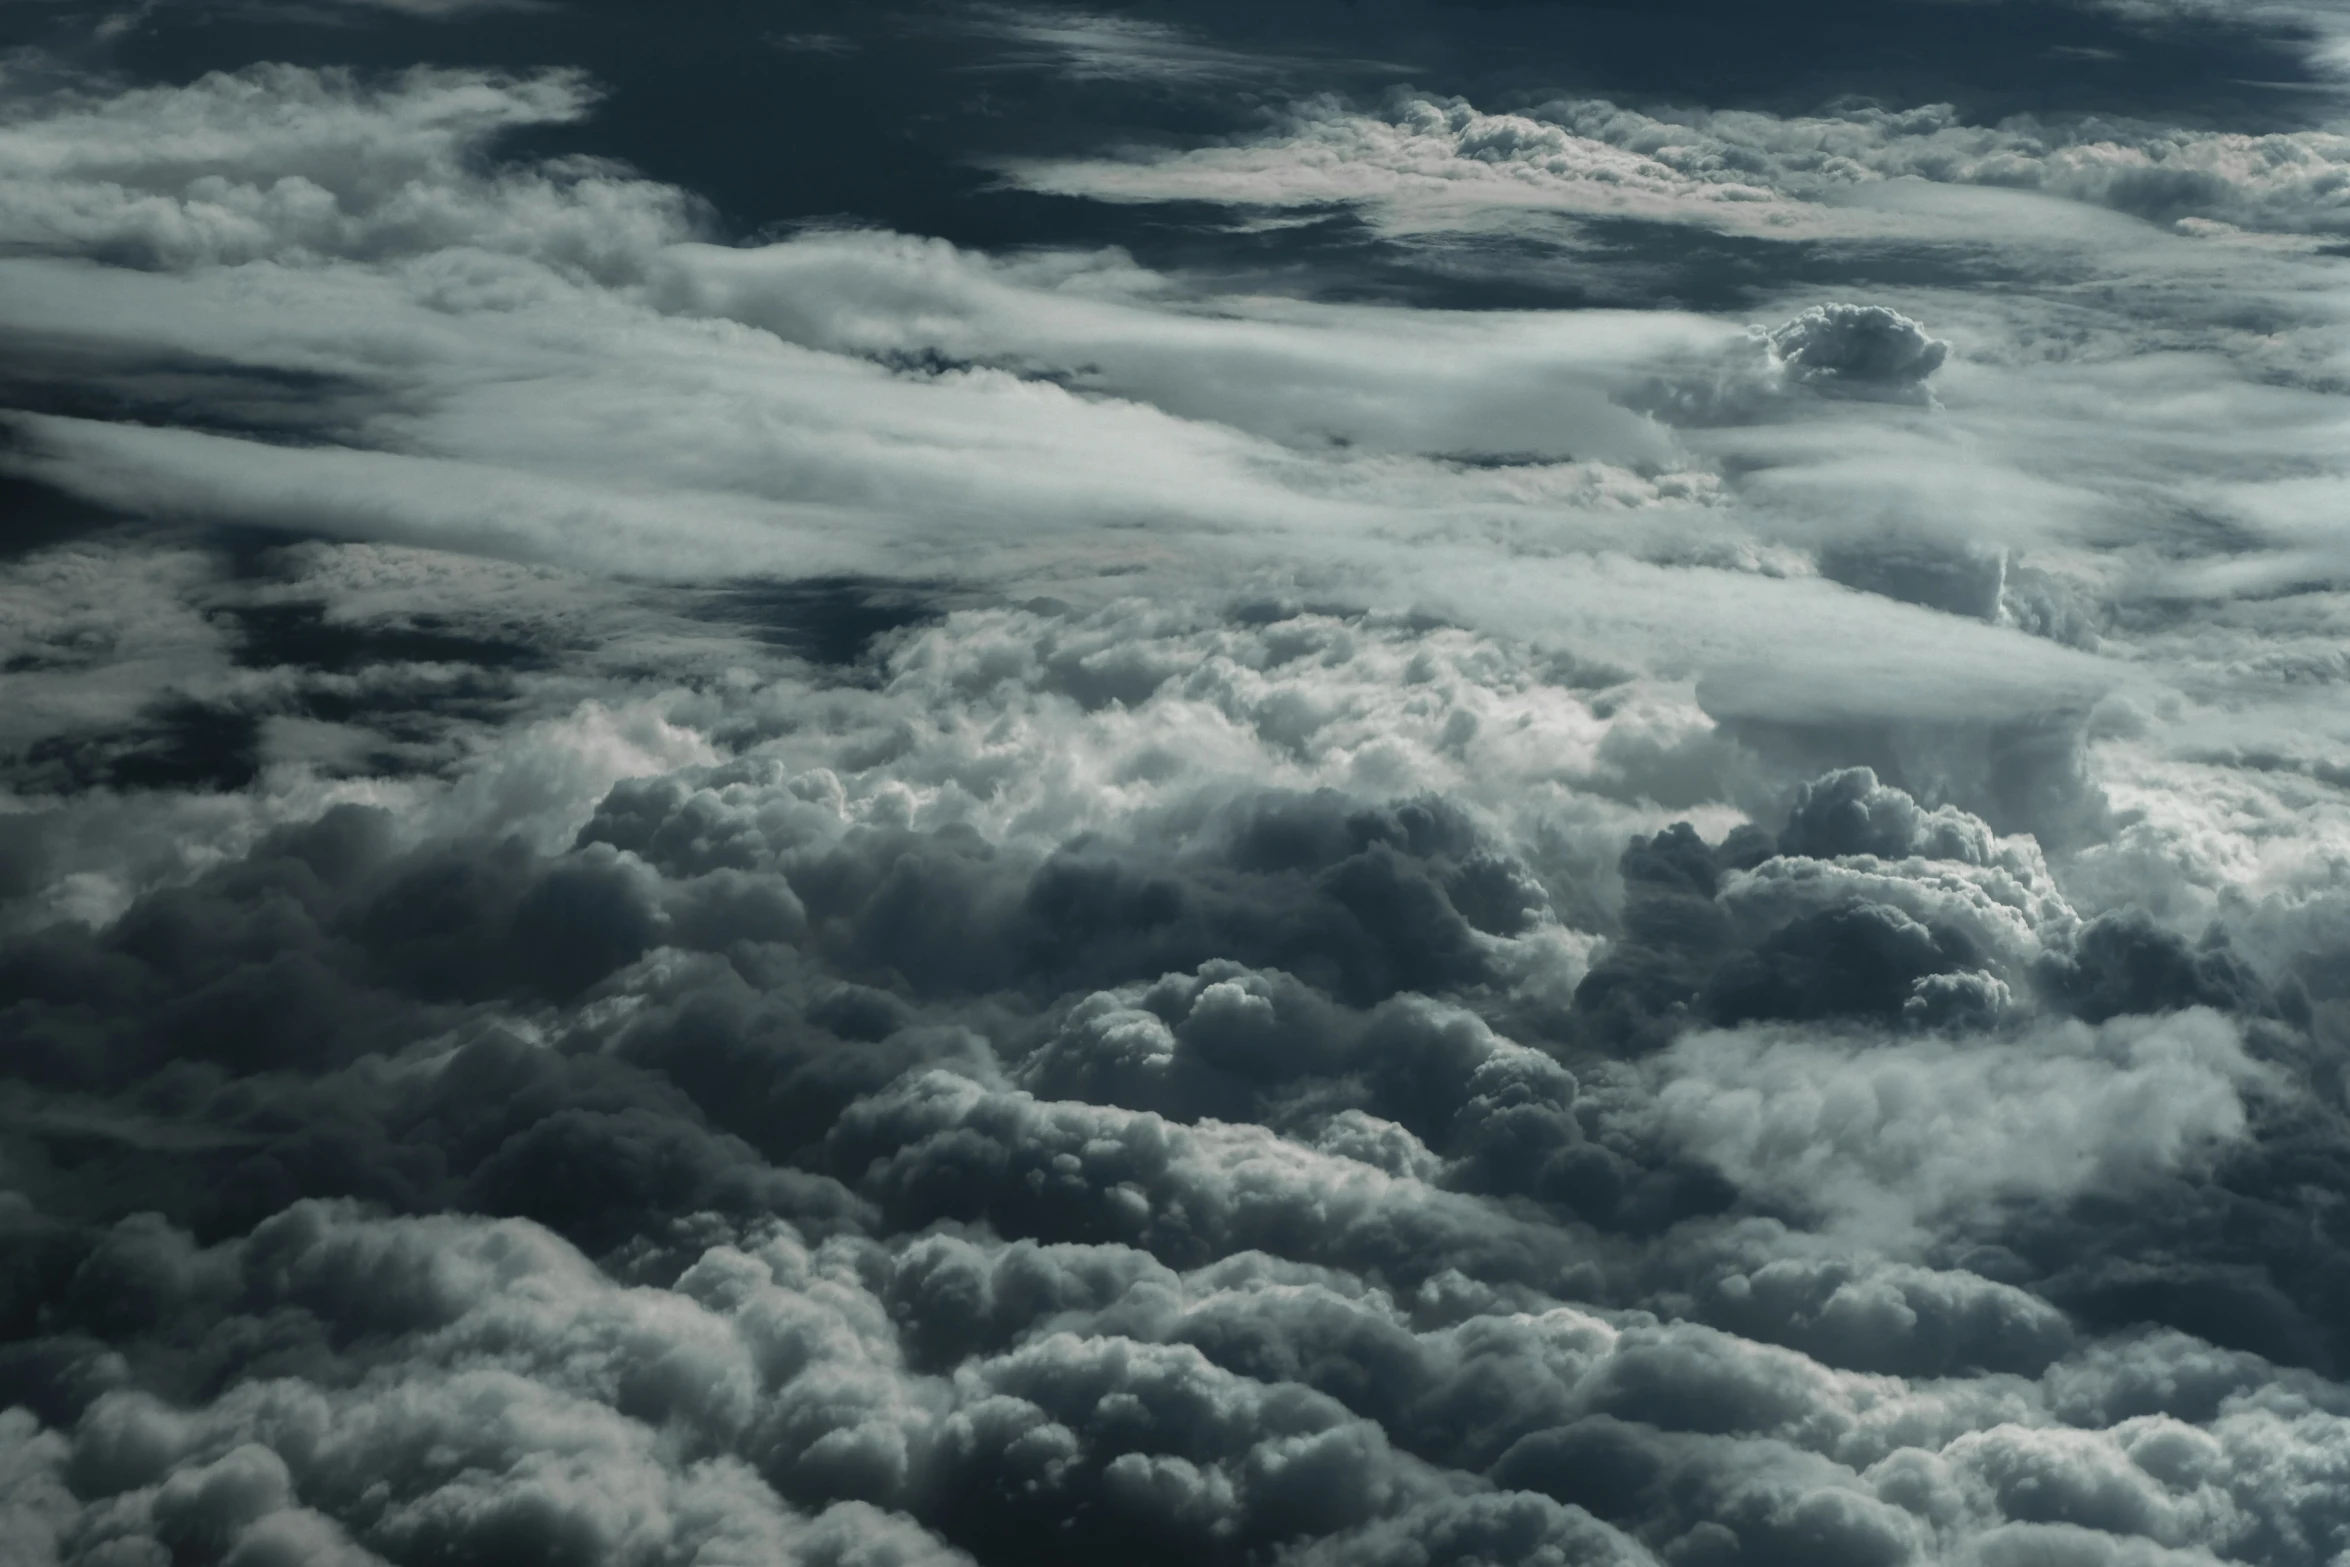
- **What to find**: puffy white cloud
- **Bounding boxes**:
[1765,306,1951,404]
[1620,1008,2269,1245]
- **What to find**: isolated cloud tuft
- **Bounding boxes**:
[1764,306,1951,403]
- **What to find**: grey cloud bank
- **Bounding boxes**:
[6,6,2350,1567]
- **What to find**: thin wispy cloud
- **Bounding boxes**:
[998,86,2350,242]
[768,31,862,57]
[2090,0,2350,81]
[958,5,1283,81]
[946,3,1402,86]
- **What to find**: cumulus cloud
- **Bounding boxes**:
[5,580,2350,1562]
[1763,306,1951,403]
[7,12,2350,1567]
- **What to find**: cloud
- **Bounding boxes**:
[331,0,535,12]
[6,21,2350,1567]
[997,84,2350,243]
[0,63,2169,756]
[992,91,1817,237]
[2085,0,2350,81]
[0,64,679,272]
[1623,1008,2269,1244]
[769,33,862,59]
[950,6,1303,85]
[1764,306,1951,404]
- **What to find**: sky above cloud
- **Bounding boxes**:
[6,4,2350,1567]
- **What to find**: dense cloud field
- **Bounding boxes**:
[10,4,2350,1565]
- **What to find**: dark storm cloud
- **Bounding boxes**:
[1568,766,2281,1049]
[11,5,2350,1567]
[9,593,2350,1563]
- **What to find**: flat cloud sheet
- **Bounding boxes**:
[6,3,2350,1566]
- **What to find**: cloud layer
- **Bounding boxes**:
[8,8,2350,1567]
